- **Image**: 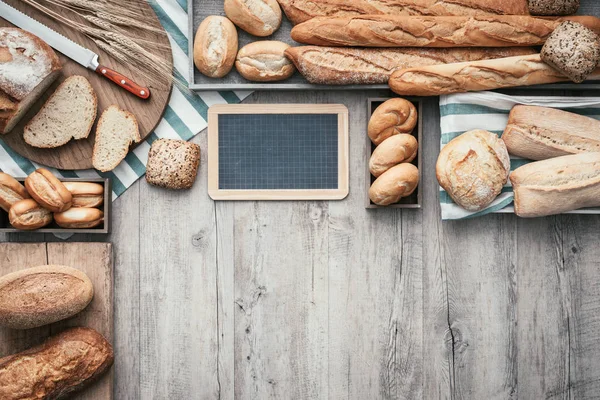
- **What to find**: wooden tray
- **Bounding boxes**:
[189,0,600,90]
[0,178,111,234]
[365,98,423,209]
[0,0,173,170]
[0,242,113,400]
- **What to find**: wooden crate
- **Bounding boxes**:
[0,178,111,234]
[365,98,423,209]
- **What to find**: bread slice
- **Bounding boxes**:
[23,76,97,148]
[92,105,140,172]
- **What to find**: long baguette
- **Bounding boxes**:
[388,54,600,96]
[290,15,600,47]
[284,46,537,85]
[277,0,530,25]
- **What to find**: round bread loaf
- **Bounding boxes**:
[63,182,104,208]
[24,168,72,212]
[193,16,238,78]
[0,265,93,329]
[0,172,30,212]
[54,207,104,229]
[369,163,419,206]
[368,98,417,145]
[224,0,282,37]
[8,198,53,230]
[236,41,295,82]
[369,134,418,177]
[436,129,510,211]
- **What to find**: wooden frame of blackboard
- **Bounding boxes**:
[365,98,423,209]
[207,104,349,200]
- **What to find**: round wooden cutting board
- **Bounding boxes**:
[0,0,173,170]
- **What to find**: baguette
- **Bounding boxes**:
[510,152,600,217]
[503,106,600,160]
[284,46,537,85]
[389,54,600,96]
[291,15,600,47]
[277,0,530,25]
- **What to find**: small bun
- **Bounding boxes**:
[369,134,418,177]
[63,182,104,208]
[236,41,295,82]
[9,199,53,230]
[0,172,30,212]
[24,168,72,212]
[54,207,104,229]
[369,163,419,206]
[224,0,282,37]
[368,98,417,145]
[193,16,238,78]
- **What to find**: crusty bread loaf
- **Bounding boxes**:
[0,327,113,399]
[145,139,201,190]
[92,105,140,172]
[277,0,530,25]
[285,46,536,85]
[63,181,105,208]
[25,168,72,213]
[0,265,93,329]
[193,16,238,78]
[437,130,510,211]
[55,207,104,228]
[510,152,600,217]
[24,75,97,148]
[369,163,419,206]
[290,15,600,47]
[0,173,29,212]
[503,105,600,160]
[236,41,295,82]
[389,54,600,96]
[528,0,579,16]
[8,198,53,230]
[225,0,282,37]
[368,98,417,145]
[369,134,418,177]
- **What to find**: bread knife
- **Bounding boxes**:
[0,0,151,100]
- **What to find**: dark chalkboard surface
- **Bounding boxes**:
[208,104,348,200]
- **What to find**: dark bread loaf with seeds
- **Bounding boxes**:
[145,139,201,190]
[528,0,579,15]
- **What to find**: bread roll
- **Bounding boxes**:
[502,105,600,160]
[290,15,600,48]
[236,41,295,82]
[54,207,104,229]
[0,172,29,212]
[194,16,238,78]
[369,134,418,177]
[368,98,417,145]
[510,152,600,217]
[0,327,113,399]
[528,0,579,15]
[63,181,104,208]
[389,54,600,96]
[8,198,53,230]
[284,46,537,85]
[0,265,93,329]
[369,163,419,206]
[436,130,510,211]
[225,0,282,37]
[24,168,71,212]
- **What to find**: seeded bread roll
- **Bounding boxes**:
[528,0,579,15]
[194,16,238,78]
[236,41,295,82]
[63,182,105,208]
[146,139,201,190]
[25,168,72,212]
[541,22,600,83]
[369,134,418,177]
[8,198,53,230]
[0,172,29,212]
[224,0,282,37]
[368,98,417,145]
[54,207,104,229]
[369,163,419,206]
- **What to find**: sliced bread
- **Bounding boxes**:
[23,75,97,148]
[92,105,140,172]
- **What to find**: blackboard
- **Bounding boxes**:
[208,104,348,200]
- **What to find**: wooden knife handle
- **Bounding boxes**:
[95,65,151,100]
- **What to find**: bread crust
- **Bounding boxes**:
[8,198,53,230]
[63,182,105,208]
[24,168,72,212]
[54,207,104,229]
[194,16,238,78]
[225,0,282,37]
[369,134,418,177]
[0,172,29,212]
[368,98,417,145]
[369,163,419,205]
[236,41,295,82]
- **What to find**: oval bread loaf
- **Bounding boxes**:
[25,168,72,212]
[55,207,104,229]
[436,129,510,211]
[224,0,282,37]
[8,199,52,230]
[0,265,93,329]
[0,172,29,212]
[369,134,418,177]
[236,41,295,82]
[369,163,419,206]
[368,98,417,145]
[194,16,238,78]
[63,182,104,208]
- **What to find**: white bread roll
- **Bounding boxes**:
[436,130,510,211]
[369,134,418,177]
[236,41,295,82]
[8,199,53,230]
[193,16,238,78]
[63,182,105,208]
[54,207,104,229]
[225,0,282,37]
[369,163,419,206]
[368,98,417,145]
[0,172,29,212]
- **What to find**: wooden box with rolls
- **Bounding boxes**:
[365,98,423,209]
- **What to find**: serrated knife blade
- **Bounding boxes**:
[0,0,150,99]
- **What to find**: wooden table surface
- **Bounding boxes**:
[4,89,600,399]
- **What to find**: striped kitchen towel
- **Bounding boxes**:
[439,91,600,220]
[0,0,250,200]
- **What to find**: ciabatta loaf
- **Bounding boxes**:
[502,106,600,160]
[92,105,140,172]
[510,152,600,217]
[24,76,97,148]
[277,0,530,25]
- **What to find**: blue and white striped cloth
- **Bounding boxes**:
[439,91,600,220]
[0,0,250,200]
